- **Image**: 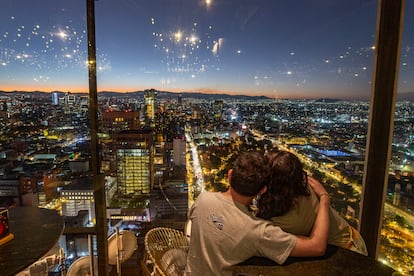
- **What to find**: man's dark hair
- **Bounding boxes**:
[230,150,271,197]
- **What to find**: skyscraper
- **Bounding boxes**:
[213,100,223,122]
[178,93,183,106]
[144,88,157,127]
[101,110,141,173]
[173,137,186,166]
[101,110,140,135]
[114,129,154,196]
[51,92,59,105]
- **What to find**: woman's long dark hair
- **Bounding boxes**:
[256,150,310,219]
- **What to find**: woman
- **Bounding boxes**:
[256,150,368,255]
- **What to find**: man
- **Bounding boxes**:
[185,150,330,275]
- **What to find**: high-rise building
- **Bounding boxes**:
[178,93,183,105]
[144,88,157,127]
[101,110,141,173]
[114,129,154,196]
[79,96,89,112]
[173,137,186,166]
[213,100,223,121]
[101,110,140,135]
[60,180,95,223]
[58,95,66,105]
[66,93,76,105]
[51,92,59,105]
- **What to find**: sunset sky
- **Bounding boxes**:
[1,0,413,99]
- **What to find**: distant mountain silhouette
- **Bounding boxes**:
[397,92,414,101]
[1,90,413,102]
[95,90,271,101]
[0,90,270,101]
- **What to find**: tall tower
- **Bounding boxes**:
[144,89,157,127]
[213,100,223,122]
[114,129,154,196]
[178,93,183,106]
[101,110,140,135]
[101,110,141,173]
[173,137,186,166]
[51,92,59,105]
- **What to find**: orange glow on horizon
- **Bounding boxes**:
[0,84,364,100]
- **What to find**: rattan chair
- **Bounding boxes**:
[143,227,189,276]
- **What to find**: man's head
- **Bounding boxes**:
[229,150,270,197]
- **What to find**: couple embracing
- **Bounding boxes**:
[185,149,367,276]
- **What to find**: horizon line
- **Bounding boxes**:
[0,89,376,101]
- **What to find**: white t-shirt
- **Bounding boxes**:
[185,191,297,276]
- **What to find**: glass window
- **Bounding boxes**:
[380,1,414,274]
[1,0,413,274]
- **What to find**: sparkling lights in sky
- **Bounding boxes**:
[150,18,222,83]
[0,1,413,96]
[0,15,110,85]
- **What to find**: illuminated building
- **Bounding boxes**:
[213,100,223,122]
[101,110,141,172]
[79,95,89,113]
[51,92,59,105]
[144,88,157,127]
[61,181,95,224]
[114,129,154,196]
[66,93,76,106]
[153,133,166,172]
[58,95,65,106]
[178,93,183,106]
[101,110,140,135]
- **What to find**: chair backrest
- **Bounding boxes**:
[144,227,189,276]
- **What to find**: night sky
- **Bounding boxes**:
[1,0,413,99]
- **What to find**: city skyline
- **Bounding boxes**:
[1,0,414,99]
[0,90,412,274]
